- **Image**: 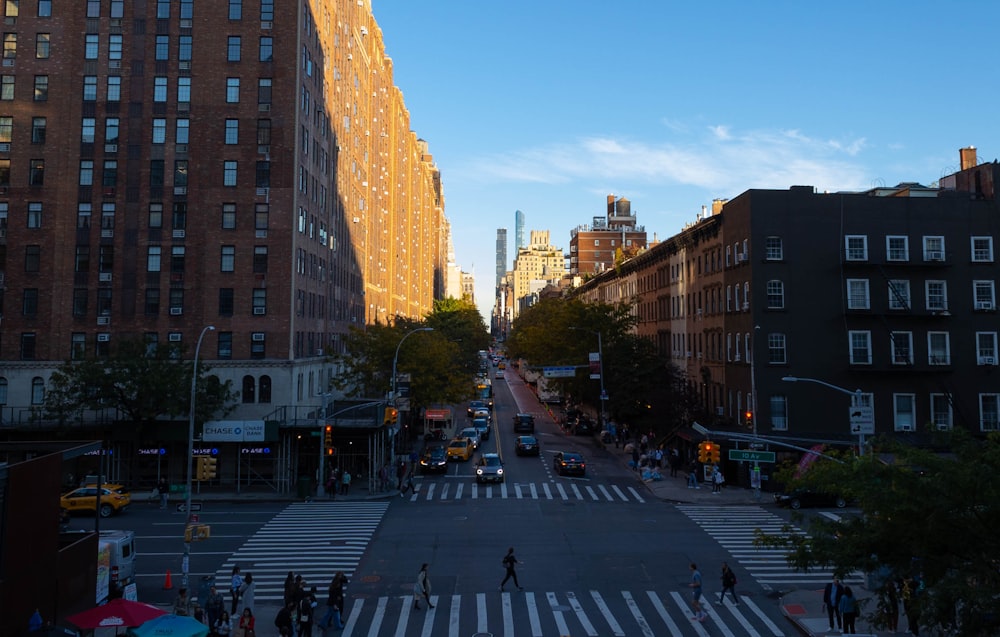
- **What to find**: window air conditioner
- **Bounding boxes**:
[99,272,112,282]
[252,333,265,342]
[169,333,182,342]
[253,307,266,315]
[96,316,110,325]
[169,307,183,315]
[979,356,996,366]
[97,333,110,342]
[926,251,943,261]
[976,301,994,310]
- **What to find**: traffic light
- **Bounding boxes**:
[697,441,710,463]
[324,424,333,448]
[198,455,217,480]
[709,444,721,465]
[745,410,754,429]
[384,407,398,425]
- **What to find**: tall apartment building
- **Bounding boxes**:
[568,194,648,276]
[0,1,448,427]
[510,230,566,320]
[515,209,524,251]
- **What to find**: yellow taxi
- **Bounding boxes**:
[60,484,131,518]
[446,437,474,462]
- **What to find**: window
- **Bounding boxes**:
[930,394,953,430]
[33,75,48,101]
[980,394,999,432]
[179,0,193,20]
[72,288,87,316]
[251,334,265,359]
[846,279,869,309]
[973,280,996,310]
[2,32,15,59]
[219,288,234,315]
[971,236,994,262]
[74,246,90,273]
[925,280,948,311]
[174,161,187,187]
[35,33,49,59]
[71,333,86,360]
[767,332,786,364]
[769,395,788,431]
[102,160,117,187]
[257,118,271,145]
[85,0,99,17]
[258,78,271,106]
[259,36,273,62]
[31,117,45,143]
[148,203,163,228]
[220,245,235,272]
[79,160,94,186]
[0,74,11,100]
[177,77,190,104]
[84,34,99,60]
[229,0,242,20]
[22,288,38,315]
[147,246,161,272]
[172,203,186,230]
[887,279,910,310]
[886,235,909,261]
[259,375,272,402]
[226,77,239,103]
[928,332,950,365]
[223,160,237,186]
[151,118,166,144]
[107,76,121,101]
[222,203,236,229]
[156,0,169,19]
[4,1,17,18]
[105,118,119,143]
[110,0,123,18]
[252,288,266,314]
[217,332,233,359]
[153,76,167,102]
[849,330,872,365]
[108,34,122,60]
[38,0,50,17]
[225,119,239,144]
[891,331,913,365]
[260,0,273,21]
[144,288,160,314]
[168,288,183,313]
[764,236,783,260]
[178,35,192,61]
[253,246,267,273]
[845,235,868,261]
[26,202,40,228]
[175,118,189,144]
[255,203,268,232]
[28,158,43,185]
[24,244,40,270]
[893,394,915,431]
[83,75,97,101]
[976,332,998,365]
[19,333,36,361]
[155,35,169,60]
[242,375,255,402]
[170,246,185,273]
[227,36,241,62]
[150,159,164,187]
[765,280,784,309]
[0,115,10,143]
[923,236,945,261]
[255,160,269,188]
[0,158,9,186]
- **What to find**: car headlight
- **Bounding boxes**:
[496,468,503,475]
[476,468,484,475]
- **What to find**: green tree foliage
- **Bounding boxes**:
[427,298,491,377]
[43,339,237,432]
[755,431,1000,636]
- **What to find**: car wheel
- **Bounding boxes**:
[834,497,847,508]
[99,503,115,518]
[790,498,802,510]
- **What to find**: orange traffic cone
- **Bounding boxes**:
[163,569,173,590]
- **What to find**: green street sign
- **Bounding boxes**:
[728,449,776,463]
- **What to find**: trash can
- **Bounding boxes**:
[297,475,312,499]
[198,574,215,606]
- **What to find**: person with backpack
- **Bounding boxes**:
[297,586,317,637]
[719,562,739,605]
[499,547,524,592]
[273,600,295,637]
[412,564,433,610]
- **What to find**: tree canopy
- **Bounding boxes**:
[755,430,1000,636]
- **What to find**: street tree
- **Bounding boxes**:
[755,430,1000,636]
[425,297,491,377]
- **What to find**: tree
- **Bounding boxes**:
[43,339,238,433]
[755,430,1000,636]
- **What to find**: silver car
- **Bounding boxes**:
[476,453,504,483]
[459,427,481,450]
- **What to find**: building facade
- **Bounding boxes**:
[568,194,648,276]
[510,230,566,320]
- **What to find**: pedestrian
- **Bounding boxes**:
[273,600,295,636]
[318,572,347,630]
[823,576,844,632]
[192,603,205,625]
[340,470,351,495]
[719,562,738,605]
[396,460,407,490]
[238,573,256,616]
[499,547,524,591]
[235,608,255,637]
[214,611,232,637]
[205,585,225,629]
[230,566,244,615]
[688,563,702,603]
[399,469,415,497]
[669,448,680,477]
[690,599,707,623]
[631,446,640,471]
[902,575,921,636]
[297,586,317,637]
[687,462,700,489]
[413,563,434,610]
[881,579,900,633]
[157,477,169,509]
[29,609,43,632]
[173,587,191,616]
[282,571,296,607]
[712,465,724,494]
[378,464,389,492]
[839,586,858,634]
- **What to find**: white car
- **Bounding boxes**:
[459,427,481,450]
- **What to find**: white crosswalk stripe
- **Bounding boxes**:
[337,589,782,637]
[402,480,645,502]
[676,504,865,589]
[215,501,388,601]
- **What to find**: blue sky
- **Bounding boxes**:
[374,1,997,321]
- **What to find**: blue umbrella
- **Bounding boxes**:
[126,615,209,637]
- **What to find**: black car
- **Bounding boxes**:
[515,435,539,456]
[553,451,586,477]
[513,413,535,433]
[774,489,849,510]
[572,417,595,436]
[467,400,489,418]
[419,446,448,474]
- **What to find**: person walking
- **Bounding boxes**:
[839,586,858,634]
[205,585,225,630]
[399,469,415,498]
[230,566,244,615]
[318,572,347,630]
[719,562,738,605]
[297,586,318,637]
[690,600,708,623]
[688,563,703,603]
[687,462,700,489]
[823,576,844,632]
[238,573,256,617]
[882,579,900,633]
[340,470,352,495]
[413,563,434,610]
[157,477,169,509]
[499,547,524,591]
[711,465,724,494]
[273,600,296,637]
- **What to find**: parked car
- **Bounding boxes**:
[419,446,448,473]
[553,451,586,477]
[774,489,850,510]
[513,413,535,433]
[446,438,474,462]
[459,427,481,450]
[60,484,132,518]
[515,435,540,456]
[476,453,505,484]
[572,417,596,436]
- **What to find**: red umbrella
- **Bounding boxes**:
[66,599,167,629]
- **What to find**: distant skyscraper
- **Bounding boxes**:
[515,210,525,250]
[496,229,508,287]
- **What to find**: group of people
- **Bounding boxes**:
[825,574,922,635]
[687,562,739,623]
[323,468,353,497]
[169,567,256,637]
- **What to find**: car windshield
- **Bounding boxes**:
[561,453,583,462]
[426,448,445,459]
[448,440,467,448]
[483,456,502,466]
[518,437,536,444]
[461,429,478,438]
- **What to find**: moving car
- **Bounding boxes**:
[513,413,535,433]
[476,453,505,484]
[60,484,132,518]
[495,369,505,379]
[459,427,481,450]
[774,488,850,510]
[467,400,489,418]
[515,435,540,456]
[553,451,586,477]
[472,417,490,441]
[419,446,448,474]
[446,437,474,462]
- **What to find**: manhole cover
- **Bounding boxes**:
[471,633,493,637]
[360,575,380,583]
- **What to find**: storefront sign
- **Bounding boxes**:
[203,420,266,442]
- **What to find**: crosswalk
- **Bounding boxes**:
[215,501,389,601]
[677,505,865,589]
[337,589,787,637]
[403,480,646,503]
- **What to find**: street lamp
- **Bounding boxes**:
[569,327,606,426]
[183,324,214,590]
[390,327,433,459]
[781,375,868,455]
